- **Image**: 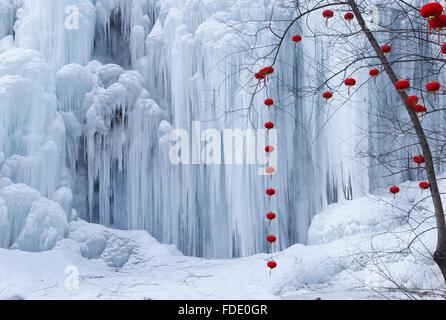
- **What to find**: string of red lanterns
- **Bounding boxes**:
[258,64,278,274]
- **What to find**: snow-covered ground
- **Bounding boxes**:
[0,177,444,300]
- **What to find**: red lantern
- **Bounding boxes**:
[257,67,275,80]
[429,13,446,29]
[266,212,276,221]
[267,260,277,270]
[322,9,334,25]
[322,91,333,100]
[389,185,400,198]
[413,104,427,114]
[426,81,441,92]
[369,68,380,77]
[292,34,302,43]
[259,66,274,75]
[394,79,410,91]
[420,2,443,19]
[266,235,277,244]
[419,181,430,190]
[265,145,275,153]
[255,72,265,80]
[344,77,356,95]
[265,121,275,129]
[413,155,425,165]
[323,9,334,18]
[266,188,276,196]
[428,14,446,41]
[406,95,419,107]
[264,98,274,106]
[380,44,392,54]
[344,12,354,21]
[441,43,446,54]
[265,166,275,175]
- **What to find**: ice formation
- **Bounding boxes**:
[0,0,441,257]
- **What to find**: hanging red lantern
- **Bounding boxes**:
[428,13,446,29]
[344,12,354,22]
[406,95,419,107]
[389,185,400,197]
[419,181,430,190]
[322,10,334,18]
[380,44,392,54]
[428,14,446,40]
[266,188,276,196]
[256,67,275,80]
[344,77,356,95]
[413,154,425,165]
[267,260,277,270]
[264,98,274,106]
[322,91,333,100]
[369,68,380,77]
[255,72,265,80]
[413,104,427,114]
[394,79,410,91]
[441,43,446,54]
[265,166,275,175]
[265,145,275,153]
[420,2,443,19]
[322,9,334,25]
[266,212,276,221]
[266,235,277,244]
[426,81,441,92]
[292,34,302,43]
[259,66,274,75]
[265,121,275,129]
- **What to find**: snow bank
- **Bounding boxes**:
[13,198,68,252]
[0,185,443,299]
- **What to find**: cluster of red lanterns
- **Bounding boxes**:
[255,66,275,81]
[420,2,446,42]
[310,5,438,205]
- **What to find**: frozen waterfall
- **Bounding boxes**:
[0,0,436,258]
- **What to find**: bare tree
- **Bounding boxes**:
[250,0,446,283]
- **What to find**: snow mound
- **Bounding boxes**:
[308,196,409,245]
[57,220,181,268]
[13,198,69,252]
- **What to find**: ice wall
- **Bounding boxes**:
[0,48,70,250]
[0,0,432,257]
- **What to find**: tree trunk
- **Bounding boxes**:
[347,0,446,283]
